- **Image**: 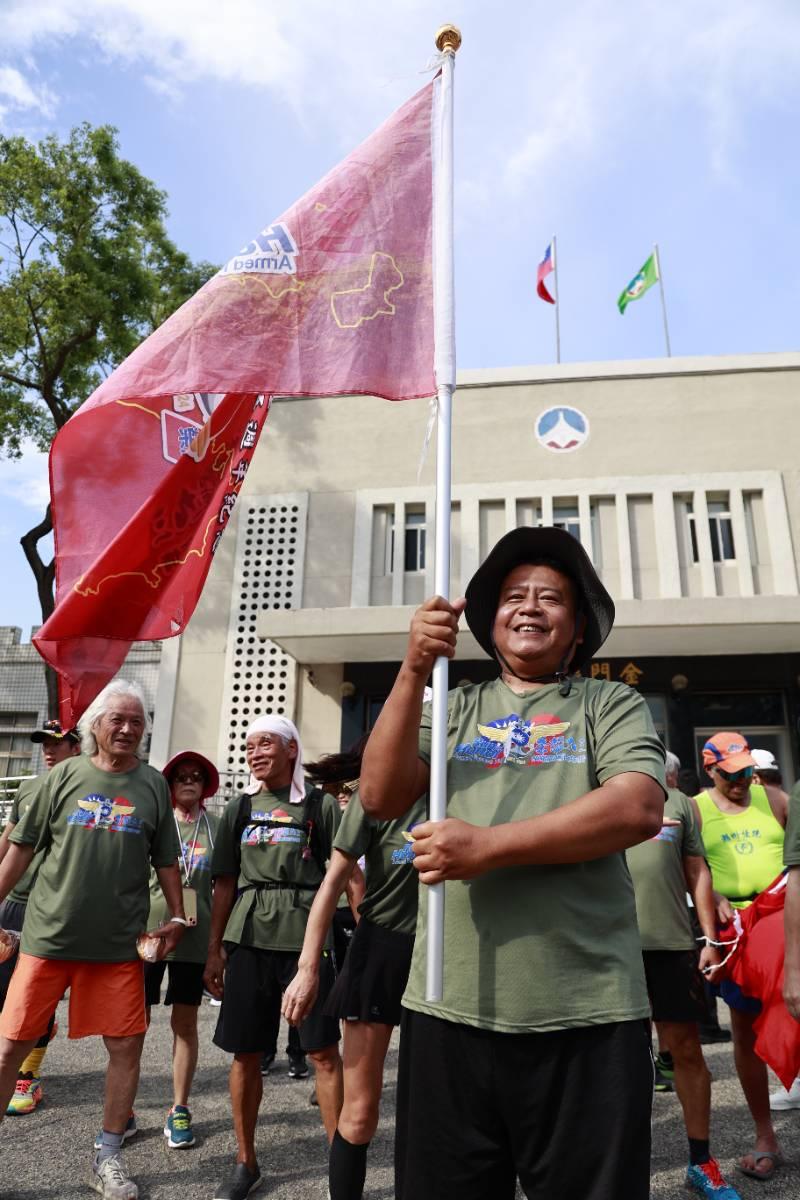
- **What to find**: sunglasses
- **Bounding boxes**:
[336,779,359,796]
[716,766,754,783]
[174,770,205,784]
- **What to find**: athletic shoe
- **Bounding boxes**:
[89,1152,139,1200]
[93,1114,138,1150]
[164,1104,195,1148]
[686,1159,742,1199]
[6,1076,42,1115]
[213,1162,262,1200]
[287,1053,309,1079]
[770,1076,800,1110]
[260,1052,276,1076]
[654,1067,673,1093]
[655,1051,675,1079]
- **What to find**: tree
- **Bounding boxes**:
[0,123,216,715]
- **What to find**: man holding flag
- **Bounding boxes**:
[360,526,666,1200]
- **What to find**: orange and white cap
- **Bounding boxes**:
[701,732,756,773]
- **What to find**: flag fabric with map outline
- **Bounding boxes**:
[35,79,438,725]
[536,241,556,304]
[617,253,658,314]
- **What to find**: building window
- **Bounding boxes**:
[687,497,735,563]
[553,502,580,541]
[0,712,37,780]
[386,508,426,574]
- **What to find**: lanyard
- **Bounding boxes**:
[175,810,214,886]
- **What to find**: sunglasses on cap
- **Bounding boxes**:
[716,766,754,783]
[336,779,359,796]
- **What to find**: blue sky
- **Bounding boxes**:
[1,0,798,634]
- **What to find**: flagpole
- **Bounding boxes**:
[653,242,671,358]
[552,233,561,364]
[426,23,460,1003]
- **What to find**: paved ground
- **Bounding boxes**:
[1,999,798,1198]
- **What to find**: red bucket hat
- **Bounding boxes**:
[701,732,756,774]
[162,751,220,802]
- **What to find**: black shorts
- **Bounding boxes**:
[642,949,707,1024]
[395,1011,653,1200]
[0,898,26,1007]
[332,906,357,970]
[325,916,413,1026]
[213,944,340,1055]
[144,959,206,1007]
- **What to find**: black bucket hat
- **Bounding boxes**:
[464,526,615,672]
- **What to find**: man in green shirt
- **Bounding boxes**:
[627,751,740,1200]
[360,526,666,1200]
[0,681,185,1200]
[0,719,81,1115]
[205,714,343,1200]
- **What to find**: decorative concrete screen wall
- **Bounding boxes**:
[218,493,308,787]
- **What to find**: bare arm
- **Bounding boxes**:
[203,874,237,999]
[149,863,187,955]
[784,866,800,1021]
[0,822,13,868]
[360,596,465,820]
[0,843,34,906]
[346,860,366,921]
[683,853,722,976]
[282,849,357,1026]
[411,772,664,884]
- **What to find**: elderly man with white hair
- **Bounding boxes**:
[205,714,343,1200]
[0,680,185,1200]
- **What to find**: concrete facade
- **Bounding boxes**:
[153,352,800,796]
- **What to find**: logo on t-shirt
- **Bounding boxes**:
[391,827,420,866]
[651,824,681,844]
[67,793,143,834]
[454,713,586,767]
[242,809,305,847]
[182,841,210,872]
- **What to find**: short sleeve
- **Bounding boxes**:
[211,798,242,877]
[677,791,705,857]
[9,774,52,851]
[318,791,342,859]
[9,777,40,826]
[333,792,372,860]
[784,784,800,867]
[149,773,181,869]
[591,683,666,792]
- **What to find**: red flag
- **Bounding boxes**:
[536,240,556,304]
[35,81,437,725]
[716,874,800,1088]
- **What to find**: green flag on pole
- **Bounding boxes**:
[617,253,658,314]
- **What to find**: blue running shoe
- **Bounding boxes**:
[164,1104,195,1148]
[686,1159,742,1199]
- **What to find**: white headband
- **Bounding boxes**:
[245,715,305,805]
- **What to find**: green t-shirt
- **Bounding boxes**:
[402,676,666,1033]
[10,755,179,962]
[211,785,340,953]
[148,809,220,963]
[333,791,426,936]
[784,782,800,868]
[7,776,45,905]
[626,788,704,951]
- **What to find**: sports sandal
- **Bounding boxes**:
[738,1150,783,1180]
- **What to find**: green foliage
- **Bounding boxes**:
[0,122,216,456]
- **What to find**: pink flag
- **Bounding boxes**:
[35,80,437,724]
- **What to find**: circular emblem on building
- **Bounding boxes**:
[535,406,589,453]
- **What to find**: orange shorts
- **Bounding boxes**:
[0,954,146,1041]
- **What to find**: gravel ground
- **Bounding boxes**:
[1,999,798,1199]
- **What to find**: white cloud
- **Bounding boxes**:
[0,447,51,512]
[0,65,56,125]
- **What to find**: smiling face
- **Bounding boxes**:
[245,731,297,791]
[491,562,584,679]
[93,696,146,761]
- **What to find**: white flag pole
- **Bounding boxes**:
[426,23,460,1003]
[653,242,672,358]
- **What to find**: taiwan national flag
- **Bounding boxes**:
[35,78,439,726]
[536,240,556,304]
